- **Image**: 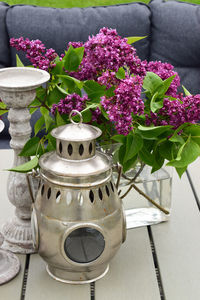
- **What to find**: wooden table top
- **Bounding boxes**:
[1,149,200,300]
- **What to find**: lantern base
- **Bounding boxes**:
[46,264,109,284]
[1,216,35,254]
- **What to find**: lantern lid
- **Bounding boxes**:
[51,110,102,142]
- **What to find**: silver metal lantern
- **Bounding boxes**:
[31,110,126,284]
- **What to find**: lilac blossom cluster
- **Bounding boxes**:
[101,76,144,135]
[147,61,180,98]
[146,95,200,128]
[10,37,57,71]
[68,27,146,81]
[51,93,88,115]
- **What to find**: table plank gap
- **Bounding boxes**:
[90,282,95,300]
[25,254,90,300]
[187,158,200,207]
[151,171,200,300]
[96,228,161,300]
[21,254,30,300]
[147,226,165,300]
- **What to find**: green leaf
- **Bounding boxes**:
[159,141,173,160]
[16,54,24,67]
[124,134,143,162]
[143,72,163,95]
[58,75,83,90]
[56,84,69,95]
[47,84,67,106]
[51,60,65,76]
[111,135,126,144]
[167,135,200,167]
[116,67,125,79]
[176,166,187,178]
[169,134,185,144]
[105,86,115,98]
[0,101,8,115]
[137,125,173,139]
[139,147,154,166]
[55,111,66,126]
[19,137,40,157]
[183,124,200,146]
[158,75,176,96]
[126,36,147,44]
[44,114,54,132]
[151,148,164,173]
[150,92,164,113]
[182,85,191,96]
[63,45,81,72]
[8,157,39,173]
[74,47,85,63]
[123,155,138,173]
[83,80,106,101]
[118,144,126,165]
[40,106,49,116]
[34,116,45,136]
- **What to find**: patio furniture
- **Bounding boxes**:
[0,149,200,299]
[0,0,200,148]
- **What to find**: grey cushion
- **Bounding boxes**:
[6,3,151,66]
[0,2,11,67]
[149,0,200,94]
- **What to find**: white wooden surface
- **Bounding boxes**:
[1,149,200,299]
[0,150,26,299]
[151,168,200,299]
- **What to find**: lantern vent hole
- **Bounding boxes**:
[56,191,61,204]
[106,185,110,197]
[89,142,93,154]
[47,187,51,199]
[68,144,73,156]
[66,192,72,205]
[59,141,62,154]
[79,144,84,156]
[98,188,103,200]
[89,190,94,203]
[41,184,45,196]
[110,181,114,192]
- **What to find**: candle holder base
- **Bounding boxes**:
[1,216,35,254]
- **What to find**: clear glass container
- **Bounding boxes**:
[119,165,172,229]
[98,144,173,229]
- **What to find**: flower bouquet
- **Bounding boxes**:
[2,27,200,219]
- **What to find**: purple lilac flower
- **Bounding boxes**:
[101,76,144,135]
[10,37,57,71]
[67,27,146,81]
[147,61,180,97]
[51,93,88,115]
[97,70,120,89]
[146,94,200,128]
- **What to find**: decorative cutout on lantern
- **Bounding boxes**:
[31,109,126,284]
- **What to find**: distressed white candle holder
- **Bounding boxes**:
[0,67,50,253]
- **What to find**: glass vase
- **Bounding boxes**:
[119,165,172,229]
[98,144,172,229]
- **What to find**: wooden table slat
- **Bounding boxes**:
[96,228,161,300]
[151,171,200,300]
[25,254,90,300]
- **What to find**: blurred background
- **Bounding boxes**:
[5,0,200,8]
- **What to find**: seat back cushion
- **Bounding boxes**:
[0,2,11,68]
[6,3,151,65]
[149,0,200,95]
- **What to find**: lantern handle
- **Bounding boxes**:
[69,110,83,125]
